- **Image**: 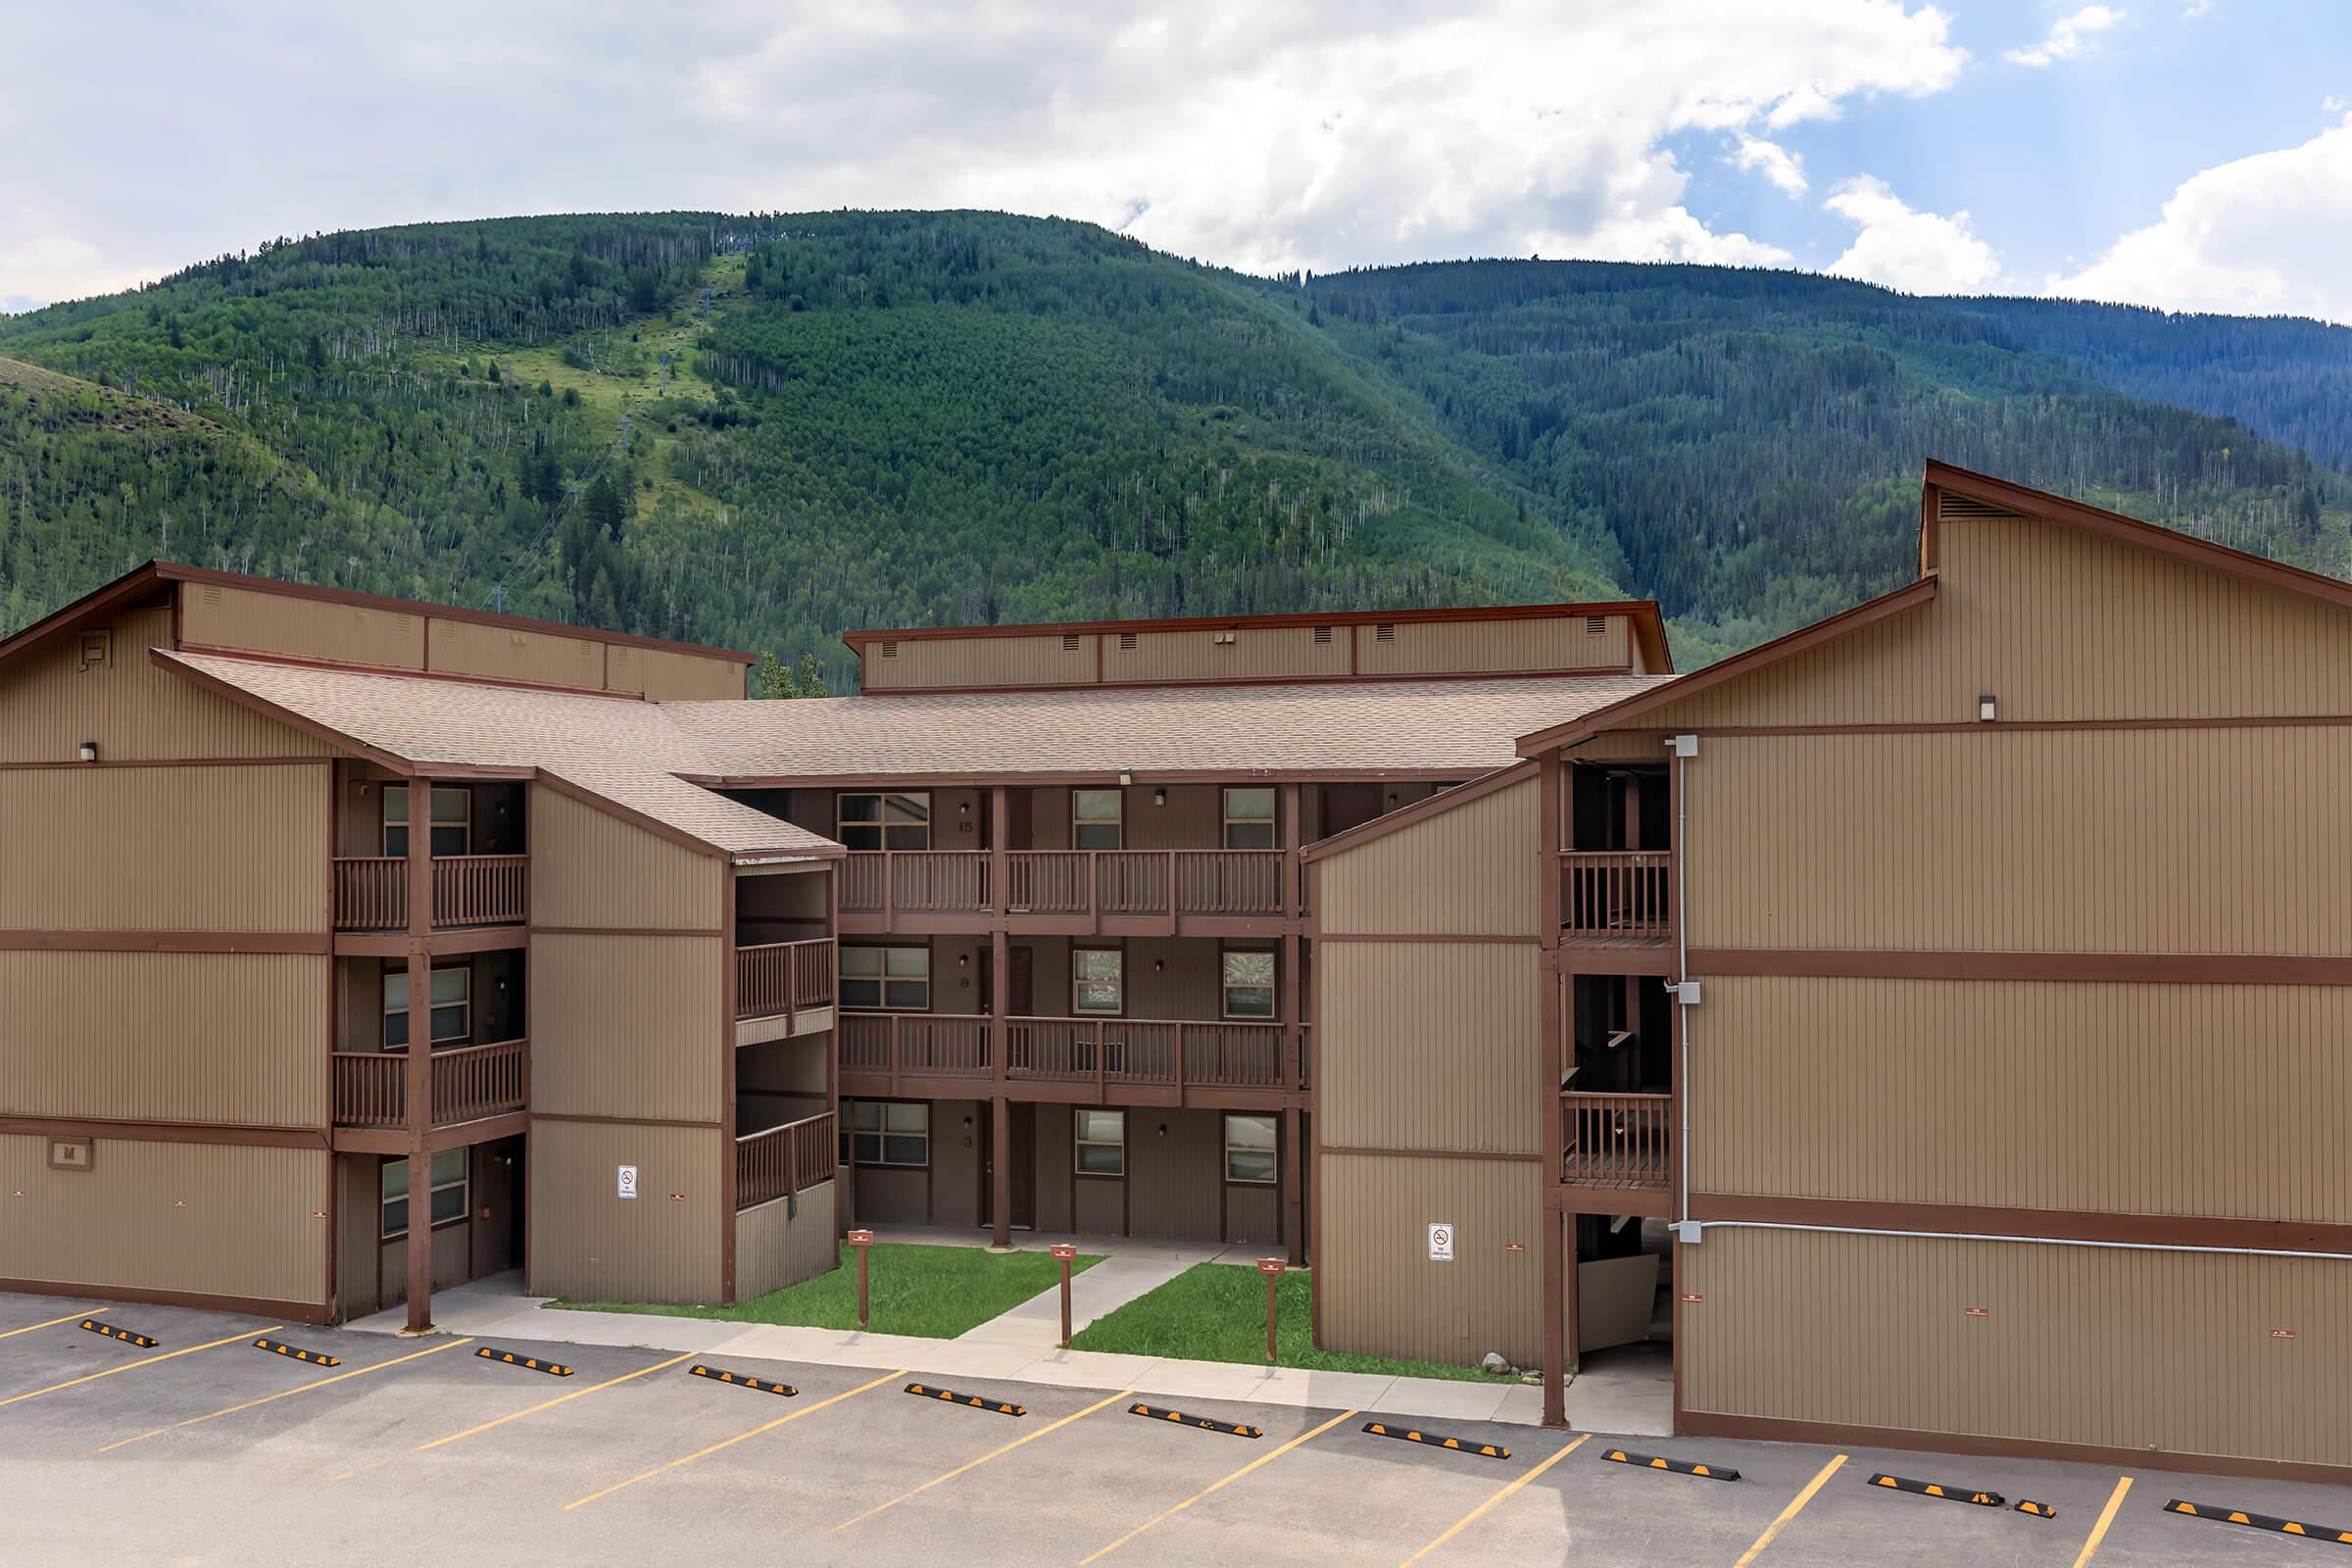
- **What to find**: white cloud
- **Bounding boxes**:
[0,209,157,316]
[2050,114,2352,322]
[0,1,1970,305]
[2004,5,2127,67]
[2181,0,2215,17]
[1735,135,1811,197]
[1822,174,2002,293]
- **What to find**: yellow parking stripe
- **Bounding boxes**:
[94,1338,472,1452]
[2072,1476,2133,1566]
[1733,1452,1847,1567]
[564,1367,905,1511]
[1078,1407,1358,1564]
[0,1307,106,1340]
[0,1325,278,1407]
[835,1388,1133,1531]
[415,1348,694,1452]
[1398,1433,1592,1566]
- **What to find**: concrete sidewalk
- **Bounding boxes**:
[347,1253,1671,1434]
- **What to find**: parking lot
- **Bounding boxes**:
[6,1292,2348,1566]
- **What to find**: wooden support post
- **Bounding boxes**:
[1282,1106,1303,1266]
[989,787,1012,1250]
[1051,1242,1077,1348]
[403,776,435,1335]
[989,1095,1011,1250]
[1538,751,1566,1426]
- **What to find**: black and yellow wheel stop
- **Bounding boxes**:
[1866,1472,2005,1508]
[689,1364,796,1396]
[1127,1402,1262,1439]
[906,1382,1024,1416]
[1363,1421,1510,1459]
[2166,1497,2352,1544]
[475,1347,572,1376]
[81,1319,159,1348]
[253,1338,341,1367]
[1600,1446,1740,1481]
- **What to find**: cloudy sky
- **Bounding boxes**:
[4,0,2349,319]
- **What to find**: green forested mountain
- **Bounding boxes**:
[3,211,2347,680]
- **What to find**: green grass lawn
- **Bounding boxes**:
[556,1242,1102,1340]
[1070,1263,1520,1384]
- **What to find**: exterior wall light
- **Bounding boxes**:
[77,741,99,762]
[1152,787,1166,807]
[1118,768,1134,787]
[1978,693,1997,722]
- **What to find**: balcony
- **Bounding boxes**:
[1559,850,1673,946]
[735,1110,837,1211]
[735,938,835,1028]
[838,850,1296,930]
[837,1009,1303,1102]
[841,1011,993,1081]
[330,1039,529,1131]
[1560,1091,1672,1194]
[332,856,530,932]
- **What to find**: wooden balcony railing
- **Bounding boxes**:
[1005,1015,1291,1091]
[841,849,1293,921]
[736,938,835,1024]
[840,852,991,915]
[331,1039,529,1129]
[331,855,529,931]
[1560,1091,1672,1188]
[1560,850,1674,941]
[735,1110,836,1211]
[840,1012,992,1079]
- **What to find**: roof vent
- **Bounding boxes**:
[1312,626,1333,645]
[1213,629,1237,646]
[1374,623,1396,643]
[1939,494,2025,521]
[1585,615,1606,636]
[1118,632,1138,651]
[879,641,898,659]
[1062,634,1081,653]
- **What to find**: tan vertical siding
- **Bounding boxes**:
[854,1165,929,1225]
[1316,776,1538,936]
[1075,1177,1123,1234]
[180,583,425,670]
[1034,1110,1074,1231]
[1320,943,1540,1154]
[930,1098,983,1229]
[1111,626,1350,683]
[0,605,328,763]
[864,634,1092,691]
[735,1180,839,1298]
[0,1135,326,1307]
[1125,1109,1222,1241]
[0,763,327,930]
[1356,614,1624,676]
[1225,1182,1280,1246]
[1315,1152,1541,1367]
[530,935,722,1121]
[4,953,327,1126]
[1691,976,2352,1222]
[1683,727,2352,954]
[334,1154,378,1318]
[529,786,721,930]
[630,646,748,702]
[1123,785,1222,852]
[1683,1227,2352,1468]
[424,617,603,690]
[528,1120,724,1304]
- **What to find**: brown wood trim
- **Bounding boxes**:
[0,755,331,772]
[846,597,1664,645]
[0,931,330,955]
[530,770,727,860]
[720,862,738,1303]
[149,648,434,777]
[0,564,173,666]
[0,1114,326,1150]
[1298,760,1534,862]
[1603,713,2352,739]
[423,1111,529,1153]
[1678,1409,2352,1489]
[1690,949,2352,985]
[1315,932,1541,944]
[682,767,1482,790]
[0,1276,331,1327]
[1516,577,1939,757]
[530,1112,725,1130]
[1689,1193,2352,1254]
[530,926,727,938]
[175,642,647,701]
[853,664,1640,698]
[1319,1144,1542,1163]
[1925,458,2352,616]
[155,561,757,662]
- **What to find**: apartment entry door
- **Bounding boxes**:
[979,1102,1036,1230]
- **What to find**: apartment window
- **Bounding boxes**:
[1072,789,1123,851]
[383,784,471,857]
[838,792,930,852]
[1075,1109,1126,1176]
[381,1150,467,1238]
[1221,950,1276,1019]
[841,946,929,1010]
[385,965,469,1049]
[1073,948,1124,1014]
[1224,1113,1277,1184]
[1221,787,1276,850]
[843,1101,930,1167]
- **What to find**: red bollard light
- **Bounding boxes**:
[848,1229,875,1330]
[1050,1243,1079,1348]
[1256,1257,1286,1365]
